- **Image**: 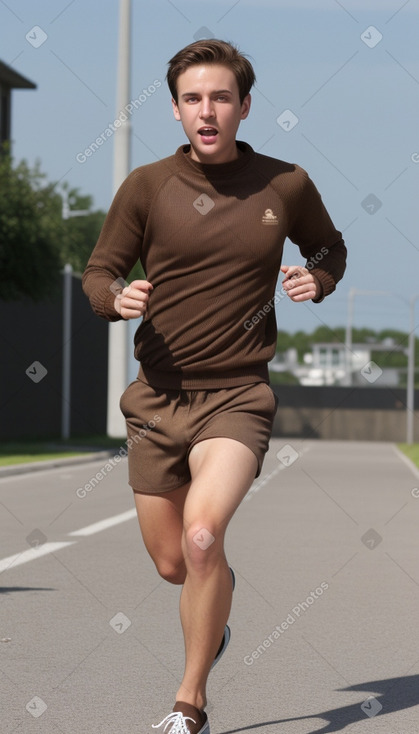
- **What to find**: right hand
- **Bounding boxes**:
[114,279,153,320]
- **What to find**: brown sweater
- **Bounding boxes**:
[82,142,347,389]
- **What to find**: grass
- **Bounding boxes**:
[4,437,419,469]
[0,435,124,467]
[398,443,419,469]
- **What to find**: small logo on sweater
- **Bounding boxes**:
[193,193,215,215]
[262,208,278,225]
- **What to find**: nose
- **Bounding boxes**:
[199,97,215,119]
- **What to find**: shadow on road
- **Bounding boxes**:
[218,674,419,733]
[0,586,54,594]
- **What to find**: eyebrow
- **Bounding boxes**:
[181,89,233,98]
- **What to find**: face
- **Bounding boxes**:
[171,64,251,164]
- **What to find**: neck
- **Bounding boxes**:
[189,141,240,165]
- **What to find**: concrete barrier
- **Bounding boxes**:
[270,384,419,442]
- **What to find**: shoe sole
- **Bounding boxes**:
[211,623,231,669]
[211,567,235,670]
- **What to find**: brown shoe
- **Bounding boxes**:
[152,701,209,733]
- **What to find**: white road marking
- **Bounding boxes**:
[245,444,311,502]
[392,445,419,481]
[68,509,137,536]
[0,542,76,574]
[0,509,137,574]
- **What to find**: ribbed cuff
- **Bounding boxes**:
[103,292,123,321]
[309,268,336,303]
[89,288,123,321]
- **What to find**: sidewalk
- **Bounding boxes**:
[0,448,119,477]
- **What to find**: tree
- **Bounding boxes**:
[60,184,145,281]
[0,149,63,300]
[0,148,113,301]
[310,325,345,344]
[58,183,106,274]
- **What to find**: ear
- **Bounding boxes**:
[171,97,181,121]
[240,93,251,121]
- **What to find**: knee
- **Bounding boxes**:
[183,522,223,571]
[155,558,186,585]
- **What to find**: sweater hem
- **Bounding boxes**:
[138,364,270,390]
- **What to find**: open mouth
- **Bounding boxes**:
[198,127,218,137]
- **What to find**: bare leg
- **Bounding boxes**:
[175,437,257,710]
[133,482,190,585]
[132,439,257,712]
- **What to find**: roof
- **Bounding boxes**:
[0,60,36,89]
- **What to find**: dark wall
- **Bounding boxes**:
[271,384,419,442]
[1,284,417,444]
[69,276,108,436]
[0,273,108,441]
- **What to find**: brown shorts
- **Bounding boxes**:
[119,377,278,494]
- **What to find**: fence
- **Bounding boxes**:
[271,384,419,442]
[1,275,418,443]
[0,271,108,441]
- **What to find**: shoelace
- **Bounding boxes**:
[152,711,197,733]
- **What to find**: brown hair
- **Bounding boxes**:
[167,39,256,104]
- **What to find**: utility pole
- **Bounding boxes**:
[61,264,73,439]
[344,288,398,388]
[60,190,90,439]
[406,295,419,444]
[107,0,132,437]
[344,287,356,386]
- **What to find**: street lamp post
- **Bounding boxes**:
[60,192,91,440]
[406,295,419,445]
[61,264,72,440]
[345,288,417,443]
[344,288,396,387]
[344,287,356,386]
[61,191,90,220]
[107,0,132,437]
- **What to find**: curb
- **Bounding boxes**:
[392,445,419,482]
[0,450,120,478]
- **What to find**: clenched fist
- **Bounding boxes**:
[281,265,321,302]
[114,279,153,320]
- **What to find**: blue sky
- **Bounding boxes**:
[2,0,419,336]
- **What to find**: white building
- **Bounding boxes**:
[270,341,404,387]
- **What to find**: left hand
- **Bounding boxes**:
[281,265,321,302]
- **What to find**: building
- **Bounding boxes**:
[270,341,405,387]
[0,60,36,147]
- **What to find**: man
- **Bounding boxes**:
[83,39,346,734]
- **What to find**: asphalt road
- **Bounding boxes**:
[1,438,419,733]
